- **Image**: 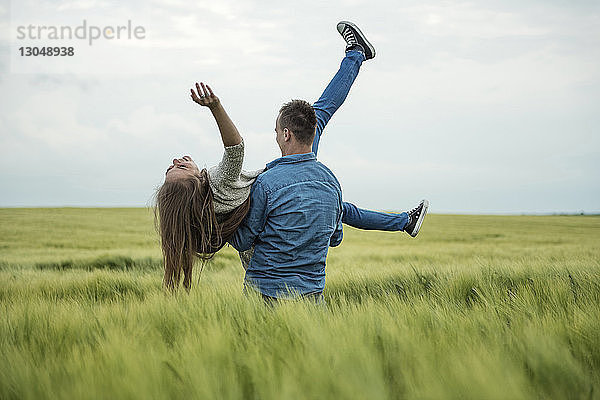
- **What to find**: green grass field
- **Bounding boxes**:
[1,208,599,399]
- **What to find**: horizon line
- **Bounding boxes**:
[0,206,598,216]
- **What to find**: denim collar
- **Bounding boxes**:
[265,152,316,170]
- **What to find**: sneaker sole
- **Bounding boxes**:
[409,199,430,237]
[337,20,376,59]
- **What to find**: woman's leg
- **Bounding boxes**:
[311,51,409,232]
[312,49,365,155]
[343,202,408,231]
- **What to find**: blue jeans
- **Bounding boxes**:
[312,50,408,232]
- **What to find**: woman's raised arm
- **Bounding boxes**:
[190,82,242,147]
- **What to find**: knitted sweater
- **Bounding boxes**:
[207,140,263,269]
[207,140,264,214]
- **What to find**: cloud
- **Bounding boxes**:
[1,0,599,211]
[57,0,112,11]
[10,90,107,152]
[407,4,550,38]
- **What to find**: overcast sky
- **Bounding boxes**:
[0,0,598,213]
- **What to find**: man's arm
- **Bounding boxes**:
[329,189,344,247]
[229,180,269,252]
[190,82,242,147]
[329,213,344,247]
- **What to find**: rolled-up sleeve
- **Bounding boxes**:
[229,180,268,252]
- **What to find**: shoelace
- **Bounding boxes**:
[408,202,423,218]
[342,28,357,45]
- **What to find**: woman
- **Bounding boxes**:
[155,21,429,291]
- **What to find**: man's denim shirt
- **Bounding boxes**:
[229,152,343,298]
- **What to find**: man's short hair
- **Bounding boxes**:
[278,99,317,145]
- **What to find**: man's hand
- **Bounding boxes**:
[190,82,220,109]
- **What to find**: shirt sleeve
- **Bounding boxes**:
[229,180,268,252]
[329,189,344,247]
[329,212,344,247]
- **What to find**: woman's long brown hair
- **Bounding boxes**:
[154,168,250,291]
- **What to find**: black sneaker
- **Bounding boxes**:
[404,199,430,237]
[336,21,376,60]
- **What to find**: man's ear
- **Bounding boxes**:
[283,128,291,142]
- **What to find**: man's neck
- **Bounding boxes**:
[281,144,313,157]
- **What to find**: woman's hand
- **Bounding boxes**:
[190,82,241,147]
[190,82,220,109]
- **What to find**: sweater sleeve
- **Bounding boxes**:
[212,140,245,186]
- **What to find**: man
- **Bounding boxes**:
[229,100,343,301]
